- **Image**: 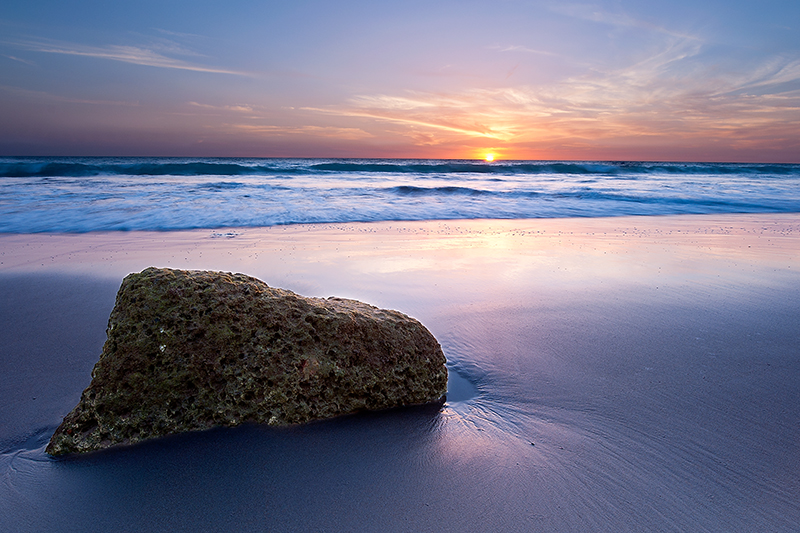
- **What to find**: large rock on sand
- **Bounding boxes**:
[47,267,447,455]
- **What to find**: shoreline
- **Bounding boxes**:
[2,212,798,273]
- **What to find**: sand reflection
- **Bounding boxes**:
[2,213,799,531]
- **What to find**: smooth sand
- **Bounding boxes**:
[1,214,799,532]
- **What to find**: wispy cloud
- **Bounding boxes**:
[547,2,699,40]
[347,95,437,111]
[152,28,207,40]
[303,100,517,141]
[228,124,373,140]
[182,101,373,140]
[2,54,36,66]
[493,45,559,57]
[13,39,250,76]
[188,101,256,113]
[723,58,800,94]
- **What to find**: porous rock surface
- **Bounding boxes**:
[47,267,447,455]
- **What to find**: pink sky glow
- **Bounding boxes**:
[2,1,798,162]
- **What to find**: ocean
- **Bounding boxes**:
[2,156,799,233]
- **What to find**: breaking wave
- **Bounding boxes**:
[1,157,799,232]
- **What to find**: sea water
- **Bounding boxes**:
[2,157,799,232]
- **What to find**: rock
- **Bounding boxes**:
[46,267,447,455]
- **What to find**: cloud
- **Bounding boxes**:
[547,2,699,40]
[493,45,559,57]
[182,102,373,140]
[152,28,207,40]
[2,54,36,66]
[13,39,250,76]
[229,124,373,140]
[724,58,800,94]
[299,36,800,151]
[188,101,255,113]
[348,95,437,110]
[303,101,516,141]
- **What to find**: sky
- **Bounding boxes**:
[1,0,799,162]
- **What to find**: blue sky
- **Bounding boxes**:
[1,0,798,161]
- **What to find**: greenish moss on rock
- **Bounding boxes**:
[47,267,447,455]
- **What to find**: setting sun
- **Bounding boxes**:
[484,153,495,162]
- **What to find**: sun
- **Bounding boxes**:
[484,153,495,162]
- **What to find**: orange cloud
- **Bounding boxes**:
[291,36,800,160]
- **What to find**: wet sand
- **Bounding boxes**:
[1,214,799,532]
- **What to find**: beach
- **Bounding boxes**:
[1,213,799,531]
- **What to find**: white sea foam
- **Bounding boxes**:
[1,157,799,232]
